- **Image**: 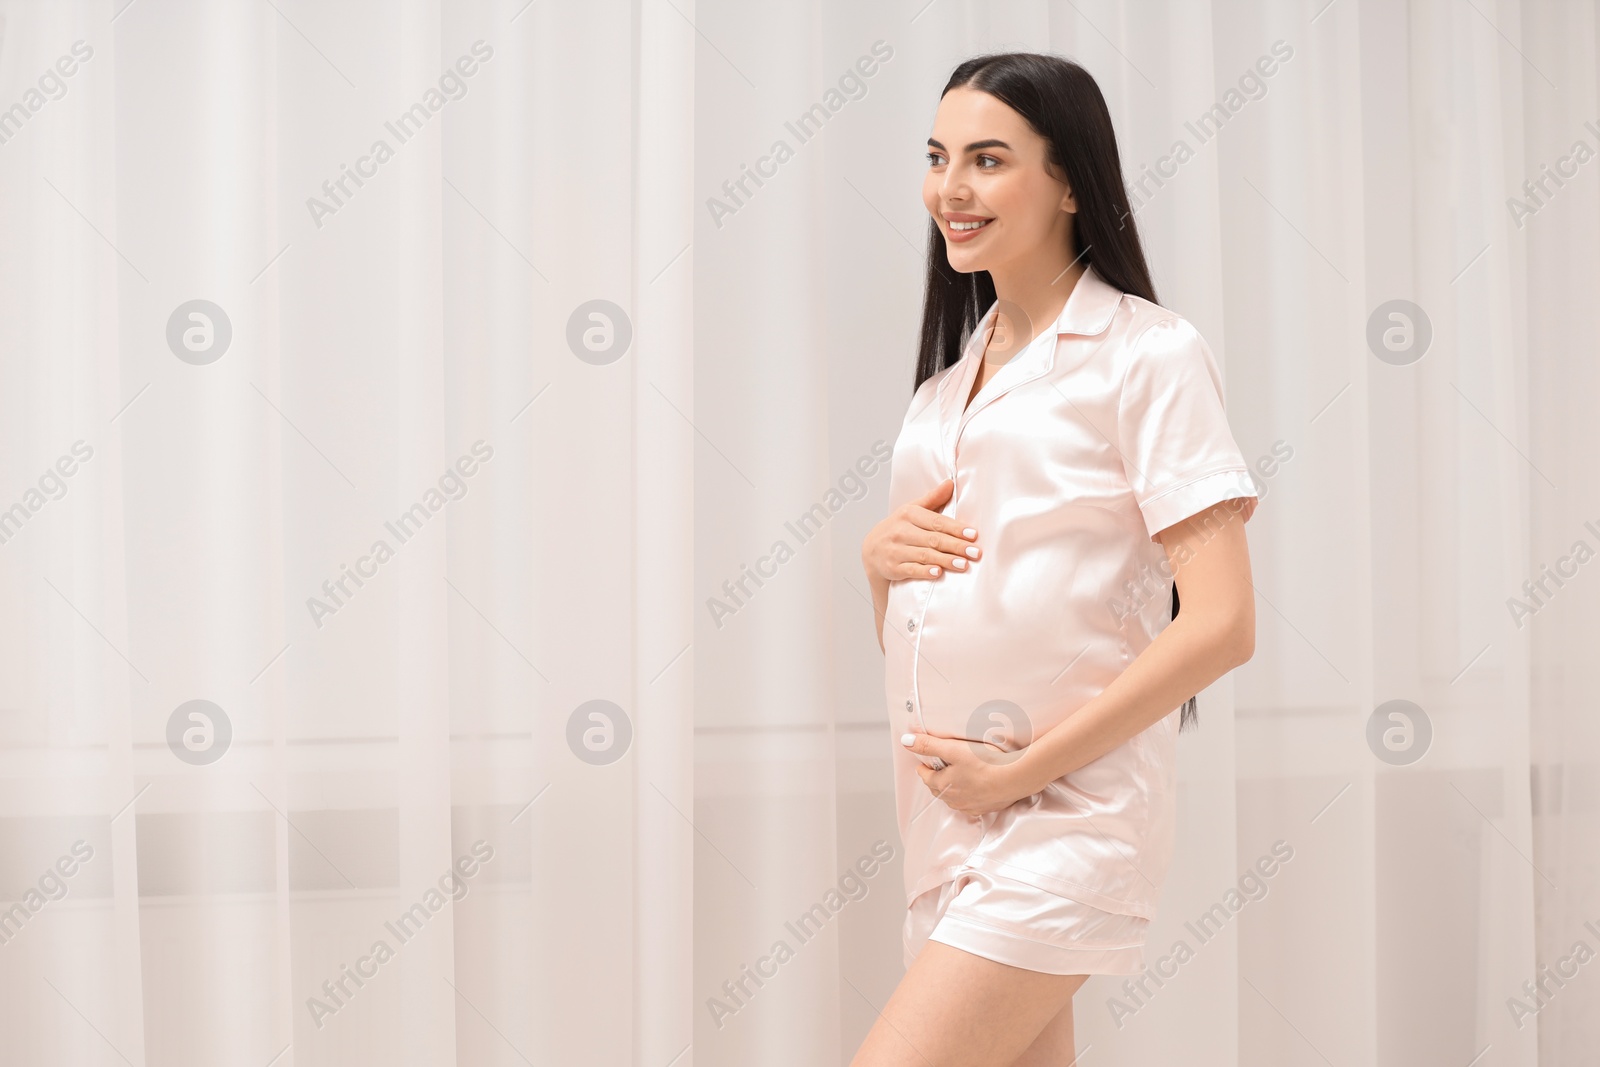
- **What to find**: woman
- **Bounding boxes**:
[855,53,1259,1065]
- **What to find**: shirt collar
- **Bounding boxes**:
[938,264,1125,451]
[965,262,1123,359]
[1054,262,1124,336]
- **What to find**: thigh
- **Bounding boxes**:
[849,939,1088,1067]
[1008,994,1085,1067]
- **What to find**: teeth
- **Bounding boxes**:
[950,219,990,231]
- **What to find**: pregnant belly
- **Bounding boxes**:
[902,511,1143,745]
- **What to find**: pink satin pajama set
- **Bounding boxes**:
[884,264,1259,975]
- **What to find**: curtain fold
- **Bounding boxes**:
[0,0,695,1064]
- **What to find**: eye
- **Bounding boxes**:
[925,150,945,166]
[976,154,1001,169]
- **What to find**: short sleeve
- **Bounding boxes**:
[1115,316,1259,542]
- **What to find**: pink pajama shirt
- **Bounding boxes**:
[884,263,1259,974]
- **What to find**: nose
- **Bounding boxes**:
[939,160,972,203]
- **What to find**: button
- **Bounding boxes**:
[905,700,913,713]
[907,618,916,631]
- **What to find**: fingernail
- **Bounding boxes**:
[928,566,940,576]
[963,528,977,538]
[950,558,966,569]
[965,546,980,558]
[900,733,915,746]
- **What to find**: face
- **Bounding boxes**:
[922,85,1077,276]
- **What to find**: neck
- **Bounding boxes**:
[985,253,1085,358]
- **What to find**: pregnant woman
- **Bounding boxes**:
[854,53,1259,1066]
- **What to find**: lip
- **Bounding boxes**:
[943,214,993,243]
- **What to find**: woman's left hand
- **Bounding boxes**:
[900,732,1039,816]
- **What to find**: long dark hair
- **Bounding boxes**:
[914,52,1200,731]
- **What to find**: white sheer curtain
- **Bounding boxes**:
[1,0,1595,1065]
[0,0,691,1064]
[697,1,1596,1065]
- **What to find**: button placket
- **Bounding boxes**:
[907,575,935,732]
[903,452,961,736]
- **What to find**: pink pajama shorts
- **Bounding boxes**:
[902,867,1148,975]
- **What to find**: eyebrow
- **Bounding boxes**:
[926,137,1012,153]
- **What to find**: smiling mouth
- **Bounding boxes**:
[949,218,991,232]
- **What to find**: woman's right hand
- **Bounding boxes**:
[861,478,981,582]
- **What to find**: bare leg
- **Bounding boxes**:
[1007,992,1087,1067]
[849,940,1089,1067]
